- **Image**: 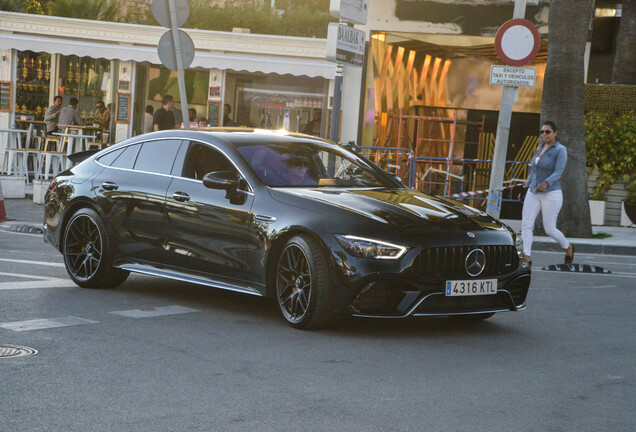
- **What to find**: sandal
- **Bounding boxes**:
[564,244,575,264]
[523,254,532,266]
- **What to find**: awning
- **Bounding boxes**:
[0,33,336,79]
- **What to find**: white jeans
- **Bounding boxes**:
[521,190,570,257]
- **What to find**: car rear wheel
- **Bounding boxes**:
[63,207,129,289]
[276,235,336,330]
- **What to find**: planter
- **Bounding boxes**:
[588,199,606,225]
[32,179,51,205]
[622,201,636,226]
[0,175,26,199]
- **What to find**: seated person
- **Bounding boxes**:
[283,157,316,186]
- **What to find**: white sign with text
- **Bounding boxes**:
[329,0,369,25]
[489,65,536,88]
[326,23,366,67]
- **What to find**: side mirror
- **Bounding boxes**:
[202,171,240,191]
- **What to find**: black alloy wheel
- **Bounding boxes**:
[63,208,129,288]
[276,235,335,329]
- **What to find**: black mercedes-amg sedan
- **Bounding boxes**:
[44,128,531,329]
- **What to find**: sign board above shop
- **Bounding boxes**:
[326,23,365,67]
[489,65,536,88]
[329,0,369,25]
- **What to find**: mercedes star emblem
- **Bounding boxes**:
[465,249,486,277]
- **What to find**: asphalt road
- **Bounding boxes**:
[1,230,635,432]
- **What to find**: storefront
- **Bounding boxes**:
[0,11,335,146]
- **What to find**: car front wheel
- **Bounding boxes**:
[275,235,336,330]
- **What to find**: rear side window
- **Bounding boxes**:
[97,148,122,166]
[134,139,182,175]
[111,144,141,170]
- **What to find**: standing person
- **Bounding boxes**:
[44,95,63,134]
[143,105,154,133]
[303,108,321,136]
[58,97,83,127]
[93,100,110,130]
[223,103,236,126]
[153,95,176,131]
[521,120,574,264]
[197,117,208,127]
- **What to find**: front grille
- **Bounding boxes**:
[504,274,531,306]
[351,282,418,315]
[413,245,519,279]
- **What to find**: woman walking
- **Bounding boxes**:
[521,120,574,264]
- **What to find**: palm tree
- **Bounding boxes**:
[612,0,636,84]
[48,0,118,21]
[541,0,595,237]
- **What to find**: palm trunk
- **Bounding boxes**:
[540,0,594,238]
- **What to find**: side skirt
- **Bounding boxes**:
[117,263,264,297]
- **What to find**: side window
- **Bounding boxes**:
[97,148,123,166]
[181,142,235,180]
[134,139,182,175]
[111,144,141,169]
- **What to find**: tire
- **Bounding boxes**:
[275,235,336,330]
[449,312,495,322]
[62,207,129,289]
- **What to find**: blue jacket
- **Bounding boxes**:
[527,141,567,193]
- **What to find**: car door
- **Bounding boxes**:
[93,138,183,264]
[164,140,255,284]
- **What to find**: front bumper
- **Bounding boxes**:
[322,234,531,318]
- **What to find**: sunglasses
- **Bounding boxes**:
[97,105,105,108]
[539,130,553,135]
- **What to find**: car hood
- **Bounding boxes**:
[270,187,506,233]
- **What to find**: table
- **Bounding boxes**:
[15,119,50,150]
[52,132,97,169]
[0,128,28,176]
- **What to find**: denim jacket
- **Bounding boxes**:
[526,141,567,193]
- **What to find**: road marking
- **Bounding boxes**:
[110,305,200,318]
[0,271,75,290]
[532,268,636,279]
[532,285,618,290]
[0,316,98,332]
[0,258,65,268]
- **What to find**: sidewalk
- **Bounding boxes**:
[1,198,634,256]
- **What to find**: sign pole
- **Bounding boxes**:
[486,0,529,218]
[329,62,343,142]
[168,0,190,129]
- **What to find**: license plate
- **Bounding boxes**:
[445,279,497,296]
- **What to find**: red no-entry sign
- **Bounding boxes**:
[494,18,540,66]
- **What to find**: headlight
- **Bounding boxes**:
[335,235,408,260]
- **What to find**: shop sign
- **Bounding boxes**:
[0,81,12,112]
[326,23,365,67]
[329,0,368,25]
[489,65,536,88]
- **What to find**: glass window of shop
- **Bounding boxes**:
[57,55,113,125]
[226,73,327,137]
[15,51,53,120]
[134,64,210,134]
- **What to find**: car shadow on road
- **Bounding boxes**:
[108,274,526,338]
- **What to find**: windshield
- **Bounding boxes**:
[235,141,398,188]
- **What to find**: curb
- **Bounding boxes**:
[0,222,45,235]
[533,240,636,256]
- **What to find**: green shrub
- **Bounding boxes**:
[585,111,636,201]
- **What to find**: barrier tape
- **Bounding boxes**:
[450,182,525,198]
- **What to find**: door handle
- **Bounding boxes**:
[172,191,190,202]
[102,181,119,191]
